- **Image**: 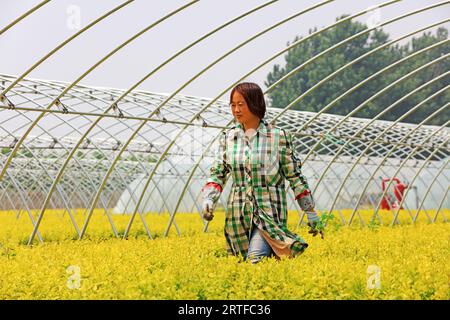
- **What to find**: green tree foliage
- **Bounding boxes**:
[265,15,449,125]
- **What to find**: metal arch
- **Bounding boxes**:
[5,143,79,234]
[158,5,450,233]
[0,87,93,204]
[171,0,426,134]
[32,83,208,240]
[7,144,84,236]
[333,101,450,218]
[272,1,450,122]
[4,171,43,242]
[115,137,203,237]
[13,161,75,223]
[329,93,449,222]
[107,0,279,110]
[77,0,337,239]
[294,82,445,223]
[349,121,450,225]
[307,65,449,195]
[282,36,447,145]
[270,25,449,127]
[10,79,173,242]
[0,0,195,181]
[155,1,446,235]
[0,0,51,36]
[1,1,134,97]
[13,0,260,243]
[0,82,126,237]
[433,186,449,223]
[387,131,450,223]
[126,125,220,230]
[97,139,195,238]
[120,0,335,120]
[412,158,449,223]
[125,1,417,236]
[290,53,449,190]
[1,79,120,204]
[389,134,450,225]
[0,2,448,243]
[266,2,450,101]
[19,80,202,241]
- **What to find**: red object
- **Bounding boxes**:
[381,178,407,210]
[202,182,222,193]
[295,189,311,200]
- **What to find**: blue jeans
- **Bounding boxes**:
[247,227,273,263]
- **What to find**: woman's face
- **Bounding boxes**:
[230,91,258,126]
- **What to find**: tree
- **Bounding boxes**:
[265,15,449,126]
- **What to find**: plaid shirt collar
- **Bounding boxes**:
[232,118,270,139]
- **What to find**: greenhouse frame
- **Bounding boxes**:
[0,1,448,244]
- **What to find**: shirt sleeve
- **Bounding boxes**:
[279,128,316,212]
[202,131,231,202]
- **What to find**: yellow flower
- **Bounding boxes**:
[0,209,448,299]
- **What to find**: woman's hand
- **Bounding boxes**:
[307,220,324,239]
[306,212,325,239]
[202,199,214,221]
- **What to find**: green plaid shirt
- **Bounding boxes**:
[204,119,311,258]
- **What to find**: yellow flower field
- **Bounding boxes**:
[0,209,448,300]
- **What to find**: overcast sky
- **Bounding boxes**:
[1,0,448,101]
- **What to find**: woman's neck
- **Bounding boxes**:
[242,118,260,131]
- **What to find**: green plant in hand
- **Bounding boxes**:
[308,212,335,239]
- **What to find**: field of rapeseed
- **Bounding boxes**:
[0,209,448,300]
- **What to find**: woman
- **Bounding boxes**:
[201,82,323,263]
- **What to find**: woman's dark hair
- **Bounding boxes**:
[230,82,266,120]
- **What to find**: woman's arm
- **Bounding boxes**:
[279,128,319,223]
[202,131,231,204]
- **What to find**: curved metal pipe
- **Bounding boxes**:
[412,159,449,223]
[5,171,43,242]
[389,136,449,224]
[0,0,51,36]
[329,93,449,221]
[75,0,308,239]
[306,67,450,219]
[0,0,136,180]
[349,120,449,225]
[117,1,353,237]
[302,60,449,201]
[432,186,449,223]
[4,0,224,243]
[160,1,447,236]
[11,85,204,241]
[162,22,448,234]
